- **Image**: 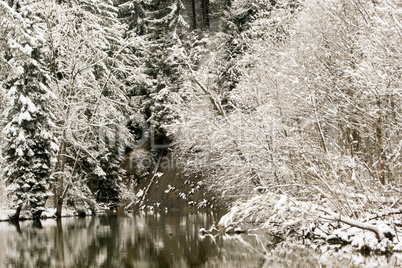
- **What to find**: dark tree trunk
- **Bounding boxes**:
[32,210,43,221]
[56,198,63,218]
[376,106,386,185]
[9,206,22,222]
[202,0,210,29]
[191,0,197,30]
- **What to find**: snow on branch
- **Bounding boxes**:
[320,209,394,240]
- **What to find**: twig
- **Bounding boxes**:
[311,95,328,154]
[368,210,402,221]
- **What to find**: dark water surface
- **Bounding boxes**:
[0,211,400,267]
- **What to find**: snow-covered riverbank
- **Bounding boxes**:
[215,194,402,254]
[0,208,89,222]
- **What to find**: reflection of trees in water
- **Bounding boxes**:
[2,213,397,267]
[124,211,220,267]
[3,217,107,267]
[71,216,123,267]
[1,212,223,267]
[6,221,53,267]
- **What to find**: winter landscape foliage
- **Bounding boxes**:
[0,0,401,253]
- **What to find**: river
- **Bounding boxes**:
[0,211,400,267]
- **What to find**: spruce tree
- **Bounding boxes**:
[216,0,258,110]
[88,137,123,209]
[1,1,56,220]
[141,0,187,149]
[78,0,133,209]
[118,0,147,35]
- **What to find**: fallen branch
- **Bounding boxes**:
[184,63,226,117]
[139,157,162,208]
[320,209,394,240]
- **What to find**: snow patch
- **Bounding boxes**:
[394,242,402,251]
[17,130,26,142]
[18,111,32,124]
[41,209,57,219]
[136,189,144,198]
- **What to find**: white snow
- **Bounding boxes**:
[2,122,13,136]
[5,183,18,192]
[219,205,240,226]
[217,193,401,253]
[15,65,24,75]
[136,189,144,198]
[0,210,15,221]
[394,242,402,251]
[378,223,394,239]
[16,147,24,156]
[16,130,26,142]
[50,141,59,152]
[93,165,106,176]
[19,94,37,113]
[22,44,32,55]
[7,86,18,96]
[41,209,57,218]
[164,185,175,193]
[17,111,32,124]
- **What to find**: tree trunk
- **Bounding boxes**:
[376,107,386,185]
[202,0,210,29]
[9,206,22,222]
[56,198,63,218]
[32,210,43,221]
[56,140,67,217]
[191,0,197,30]
[321,209,394,240]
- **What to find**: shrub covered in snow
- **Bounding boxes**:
[218,193,402,253]
[218,193,321,234]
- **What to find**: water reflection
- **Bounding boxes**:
[0,211,401,267]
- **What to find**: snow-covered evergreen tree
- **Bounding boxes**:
[140,0,187,149]
[86,136,123,209]
[217,0,255,91]
[118,0,147,35]
[0,1,57,220]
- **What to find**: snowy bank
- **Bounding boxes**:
[0,207,87,221]
[216,193,402,254]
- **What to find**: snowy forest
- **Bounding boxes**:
[0,0,401,253]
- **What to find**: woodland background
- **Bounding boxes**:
[0,0,401,221]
